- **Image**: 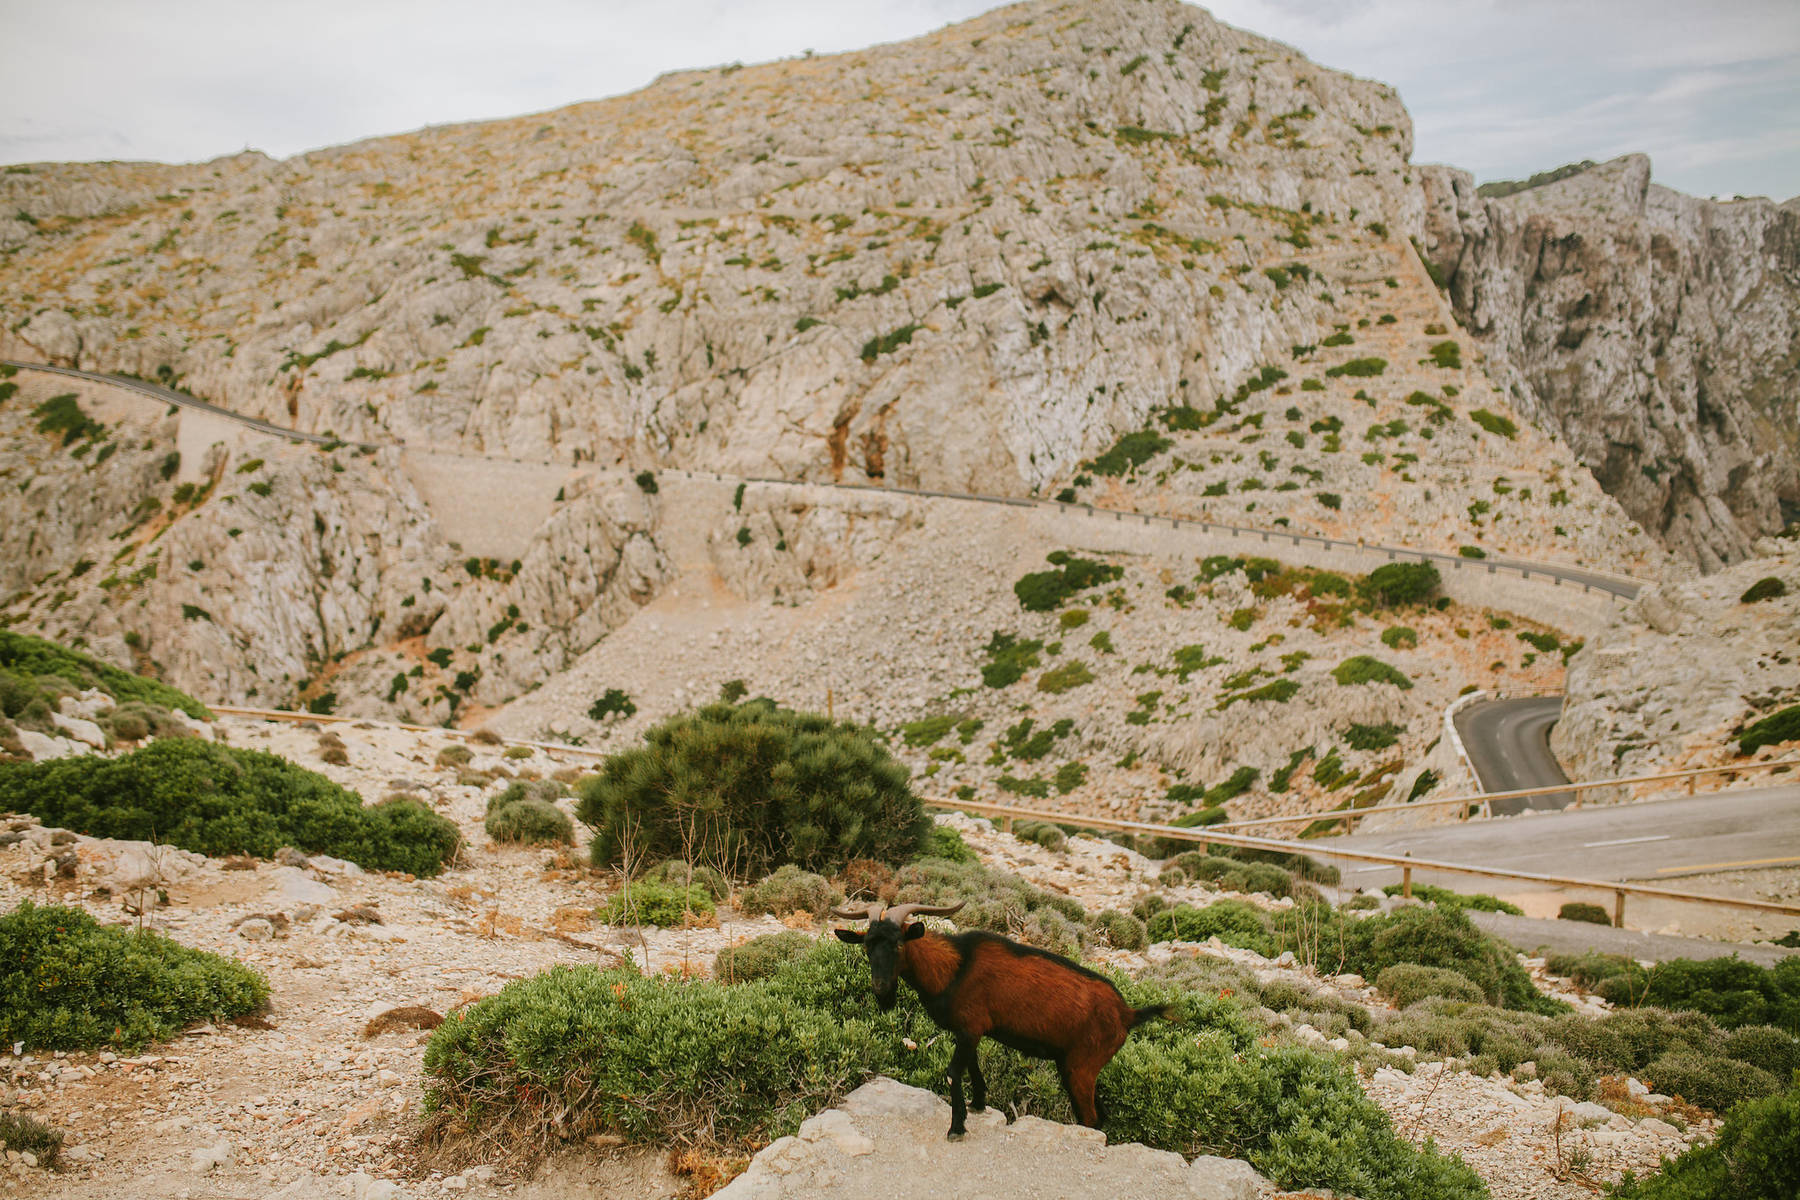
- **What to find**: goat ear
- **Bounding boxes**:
[903,922,927,940]
[833,928,865,944]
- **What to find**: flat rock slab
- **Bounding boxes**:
[716,1078,1269,1200]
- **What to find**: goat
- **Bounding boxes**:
[832,900,1171,1140]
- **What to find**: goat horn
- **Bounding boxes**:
[881,900,967,925]
[829,902,884,921]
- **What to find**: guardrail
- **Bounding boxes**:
[932,797,1800,928]
[1211,756,1800,835]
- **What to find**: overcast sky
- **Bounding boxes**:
[2,0,1796,201]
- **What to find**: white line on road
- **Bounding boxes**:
[1582,834,1671,848]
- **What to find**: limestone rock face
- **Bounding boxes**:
[1419,156,1800,571]
[0,0,1419,500]
[1553,543,1800,780]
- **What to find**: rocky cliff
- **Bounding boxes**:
[1419,155,1800,571]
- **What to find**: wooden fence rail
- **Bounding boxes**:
[931,798,1800,928]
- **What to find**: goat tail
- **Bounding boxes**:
[1130,1004,1179,1029]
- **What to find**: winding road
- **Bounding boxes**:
[1457,696,1574,813]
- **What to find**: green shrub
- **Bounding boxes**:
[1722,1025,1800,1079]
[436,743,473,766]
[575,699,927,876]
[923,823,977,863]
[1088,909,1148,951]
[422,942,1486,1198]
[980,632,1044,687]
[642,858,731,901]
[1559,902,1613,925]
[1382,883,1523,915]
[714,930,815,983]
[1088,430,1171,477]
[600,880,715,927]
[1643,1051,1780,1113]
[1325,357,1387,378]
[1608,1081,1800,1200]
[1011,819,1068,852]
[634,469,658,494]
[1338,906,1562,1014]
[1377,964,1486,1008]
[485,799,573,845]
[485,779,569,815]
[100,700,192,743]
[900,715,956,747]
[1147,900,1276,955]
[0,901,268,1051]
[586,688,636,721]
[1739,705,1800,755]
[1014,553,1124,611]
[1469,409,1517,439]
[737,864,841,918]
[0,739,460,875]
[1739,576,1787,604]
[1426,341,1462,369]
[1344,721,1403,751]
[1332,656,1413,690]
[1037,660,1094,693]
[0,630,208,719]
[1358,564,1440,608]
[891,856,1084,936]
[32,393,104,445]
[0,1109,62,1168]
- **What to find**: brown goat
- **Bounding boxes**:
[833,901,1170,1139]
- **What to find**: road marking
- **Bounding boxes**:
[1653,856,1800,874]
[1582,835,1670,848]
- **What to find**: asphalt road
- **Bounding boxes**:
[1456,696,1573,813]
[1311,783,1800,890]
[2,359,1642,599]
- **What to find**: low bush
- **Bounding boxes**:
[485,779,569,815]
[1169,852,1301,899]
[421,940,1485,1199]
[0,630,209,720]
[1087,431,1171,477]
[737,864,840,918]
[1382,883,1523,915]
[1011,819,1067,852]
[1738,704,1800,755]
[1546,952,1800,1032]
[1643,1051,1780,1113]
[486,799,573,845]
[921,824,977,863]
[1608,1081,1800,1200]
[576,699,928,876]
[1147,899,1277,955]
[1337,906,1562,1014]
[643,859,731,902]
[100,701,193,743]
[1,901,268,1051]
[1738,576,1787,604]
[1332,656,1413,690]
[600,880,715,927]
[1324,357,1387,378]
[891,856,1085,940]
[0,738,460,876]
[1376,963,1485,1008]
[1469,409,1518,439]
[1559,902,1613,925]
[436,744,473,767]
[713,930,815,983]
[1358,564,1440,608]
[1014,552,1124,612]
[1087,909,1148,951]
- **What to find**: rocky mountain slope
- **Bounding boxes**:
[1419,155,1800,571]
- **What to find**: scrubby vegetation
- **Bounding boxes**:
[575,699,927,876]
[1543,951,1800,1033]
[713,930,814,983]
[1332,655,1413,690]
[599,880,715,927]
[0,1109,63,1169]
[1014,551,1124,611]
[484,780,574,845]
[1738,704,1800,755]
[1608,1081,1800,1200]
[737,864,842,918]
[1381,883,1522,915]
[1,901,268,1051]
[0,629,209,721]
[421,939,1487,1199]
[1738,576,1786,604]
[0,739,460,875]
[1559,902,1612,925]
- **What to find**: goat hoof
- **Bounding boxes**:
[946,1130,966,1142]
[969,1102,986,1113]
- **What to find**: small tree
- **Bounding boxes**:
[575,699,929,877]
[1358,562,1440,608]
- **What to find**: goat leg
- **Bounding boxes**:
[966,1037,988,1114]
[945,1035,974,1140]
